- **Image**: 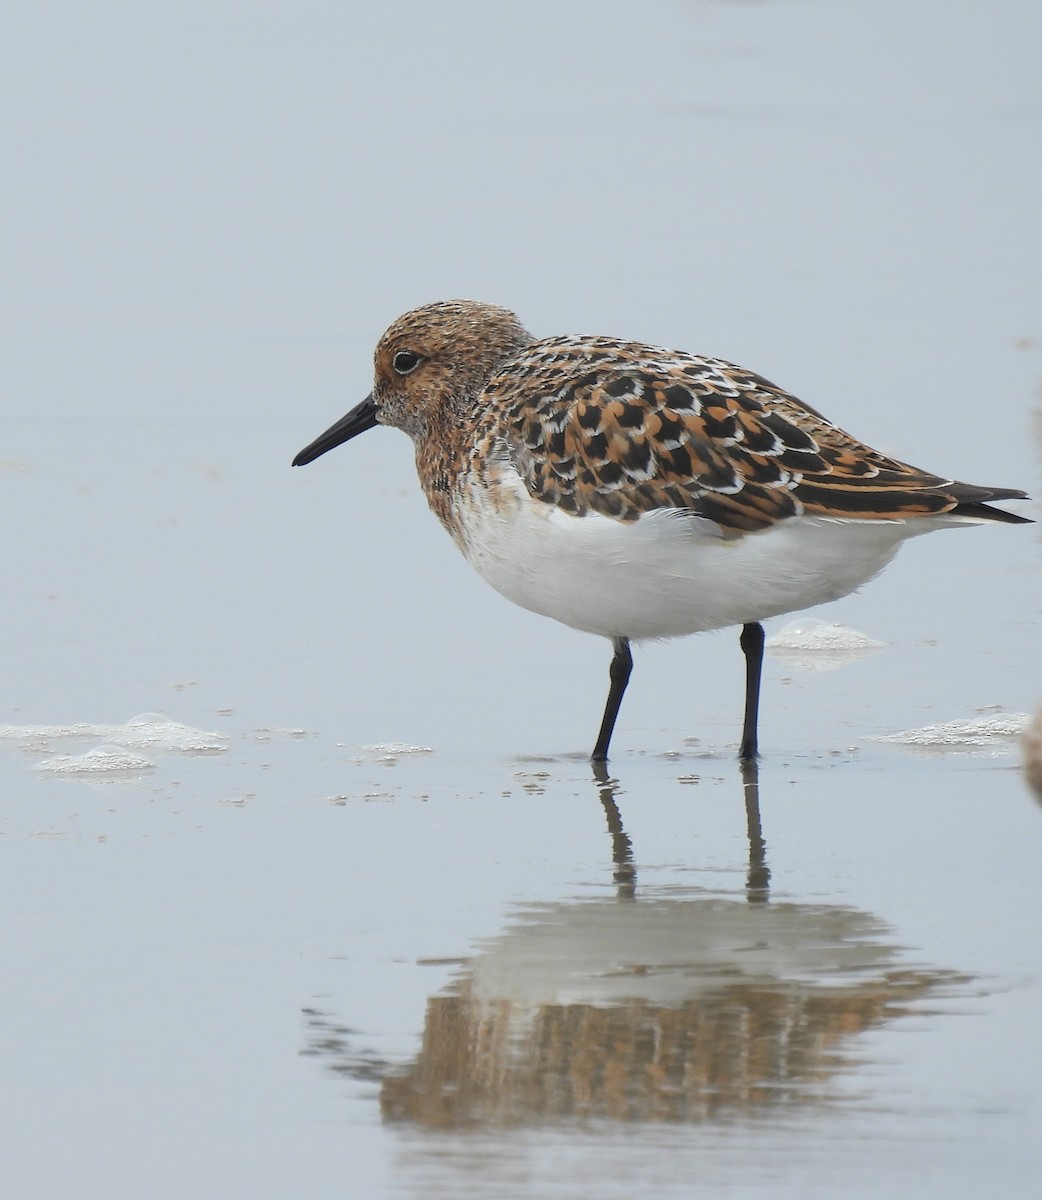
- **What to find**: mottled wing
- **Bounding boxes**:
[483,336,1025,532]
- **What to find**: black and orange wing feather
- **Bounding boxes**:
[483,336,1028,532]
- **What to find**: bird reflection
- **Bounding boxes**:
[591,761,636,899]
[742,759,770,901]
[1025,708,1042,804]
[593,758,768,904]
[305,762,964,1129]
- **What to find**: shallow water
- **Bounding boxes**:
[3,2,1042,1198]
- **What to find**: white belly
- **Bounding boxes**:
[453,472,950,641]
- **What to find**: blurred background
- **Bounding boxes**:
[2,3,1041,1198]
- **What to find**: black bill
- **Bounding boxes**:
[292,393,379,466]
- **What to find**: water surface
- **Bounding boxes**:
[3,2,1041,1197]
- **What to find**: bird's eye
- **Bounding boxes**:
[392,350,421,376]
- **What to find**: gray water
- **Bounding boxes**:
[3,2,1041,1197]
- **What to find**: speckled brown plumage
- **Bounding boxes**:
[482,336,1025,533]
[353,302,1028,538]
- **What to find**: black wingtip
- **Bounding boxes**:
[951,484,1032,525]
[954,502,1033,526]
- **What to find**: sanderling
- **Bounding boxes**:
[293,300,1030,761]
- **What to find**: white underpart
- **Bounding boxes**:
[454,466,969,641]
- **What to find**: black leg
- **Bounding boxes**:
[739,621,765,760]
[592,637,632,762]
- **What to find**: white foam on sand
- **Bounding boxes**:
[0,713,228,754]
[353,743,434,765]
[765,619,885,672]
[877,713,1031,751]
[34,745,155,775]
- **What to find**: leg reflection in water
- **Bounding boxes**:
[592,758,770,904]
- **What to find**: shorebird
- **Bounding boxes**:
[293,301,1029,761]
